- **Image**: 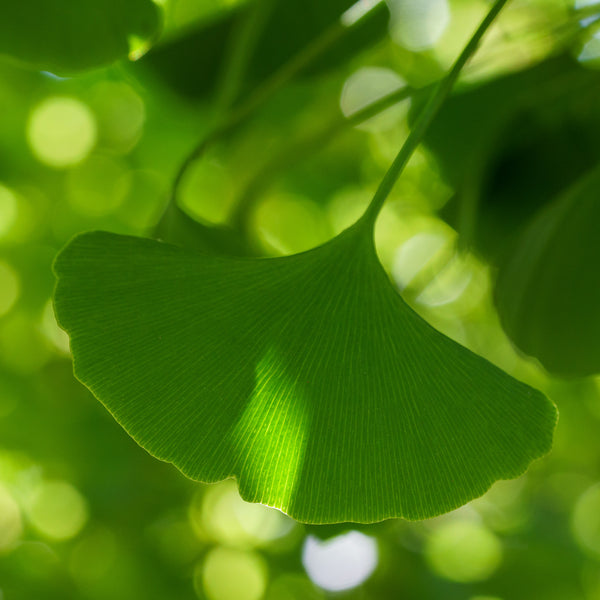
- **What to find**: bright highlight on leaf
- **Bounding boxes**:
[53,220,556,524]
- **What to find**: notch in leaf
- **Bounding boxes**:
[53,220,556,523]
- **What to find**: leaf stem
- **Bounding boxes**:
[361,0,511,229]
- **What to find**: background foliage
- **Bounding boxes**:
[1,0,600,598]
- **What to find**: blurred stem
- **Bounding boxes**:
[166,20,343,202]
[457,153,488,251]
[361,0,511,229]
[159,2,386,236]
[231,84,423,232]
[214,0,278,114]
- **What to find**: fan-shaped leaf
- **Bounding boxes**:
[53,223,556,523]
[495,165,600,378]
[0,0,160,73]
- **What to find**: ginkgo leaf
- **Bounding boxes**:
[53,221,556,523]
[495,165,600,378]
[0,0,160,73]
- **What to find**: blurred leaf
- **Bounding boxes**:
[53,224,555,523]
[424,56,572,187]
[0,0,161,73]
[495,165,600,378]
[423,55,600,259]
[139,0,389,101]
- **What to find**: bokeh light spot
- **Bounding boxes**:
[416,252,475,307]
[253,193,330,255]
[579,31,600,64]
[425,520,502,582]
[91,81,145,153]
[0,261,20,317]
[198,547,267,600]
[577,0,600,12]
[41,300,70,354]
[0,185,18,238]
[147,514,200,566]
[27,97,97,168]
[26,480,88,541]
[328,188,370,234]
[181,159,236,225]
[341,67,407,132]
[0,186,42,243]
[302,531,378,592]
[67,154,130,217]
[265,574,324,600]
[471,478,529,534]
[392,231,450,290]
[128,35,152,61]
[0,484,23,552]
[387,0,451,51]
[342,0,383,27]
[572,482,600,557]
[191,480,294,548]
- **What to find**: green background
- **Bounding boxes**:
[1,0,600,598]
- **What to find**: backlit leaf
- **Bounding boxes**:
[53,222,556,523]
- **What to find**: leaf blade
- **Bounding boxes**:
[54,228,556,523]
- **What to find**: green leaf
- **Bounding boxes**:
[53,224,556,523]
[422,55,600,259]
[139,0,389,101]
[0,0,161,73]
[495,166,600,378]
